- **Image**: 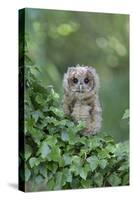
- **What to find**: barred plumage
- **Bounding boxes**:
[63,65,102,136]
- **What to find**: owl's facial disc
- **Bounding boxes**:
[69,68,96,93]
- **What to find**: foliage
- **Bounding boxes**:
[20,65,129,192]
[122,109,129,120]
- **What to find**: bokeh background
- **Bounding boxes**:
[25,8,129,142]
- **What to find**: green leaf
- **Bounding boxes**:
[45,135,57,147]
[81,179,93,188]
[122,109,129,119]
[63,154,72,166]
[30,128,43,145]
[104,135,114,143]
[25,167,31,182]
[97,149,111,159]
[35,94,44,105]
[105,143,115,153]
[99,159,108,169]
[118,161,129,171]
[122,174,129,185]
[39,165,47,178]
[79,164,90,180]
[49,146,61,162]
[35,175,44,184]
[68,131,78,145]
[88,136,103,150]
[114,141,129,159]
[49,106,64,118]
[94,173,103,186]
[32,110,43,122]
[72,155,81,165]
[66,171,72,183]
[47,178,55,190]
[87,156,99,172]
[51,89,59,100]
[107,173,121,186]
[70,156,82,175]
[25,144,32,160]
[61,131,69,141]
[29,157,40,168]
[25,118,34,133]
[39,142,51,158]
[62,168,72,184]
[47,163,58,173]
[76,121,86,131]
[54,172,63,190]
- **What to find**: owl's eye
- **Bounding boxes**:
[84,78,89,84]
[73,78,78,84]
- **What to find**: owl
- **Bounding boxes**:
[63,64,102,136]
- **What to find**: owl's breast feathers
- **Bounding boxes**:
[71,94,96,121]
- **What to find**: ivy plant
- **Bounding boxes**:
[19,65,129,192]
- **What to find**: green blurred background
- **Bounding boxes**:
[25,8,129,142]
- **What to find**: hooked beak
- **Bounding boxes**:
[79,84,83,93]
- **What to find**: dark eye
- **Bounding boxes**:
[73,78,78,84]
[84,77,89,84]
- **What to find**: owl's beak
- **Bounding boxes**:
[79,84,83,92]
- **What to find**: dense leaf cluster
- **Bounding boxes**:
[20,65,129,192]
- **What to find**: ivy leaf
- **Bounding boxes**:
[30,128,43,145]
[49,146,61,162]
[122,174,129,185]
[25,118,34,133]
[35,94,44,105]
[107,173,121,186]
[115,141,129,160]
[87,156,99,172]
[29,157,40,168]
[32,110,43,122]
[79,164,89,180]
[45,135,57,147]
[97,149,111,159]
[68,131,78,145]
[118,161,129,171]
[39,165,47,178]
[122,109,129,119]
[25,144,32,160]
[72,155,81,165]
[35,175,44,184]
[61,131,69,141]
[62,168,72,184]
[47,163,58,173]
[63,154,72,166]
[81,179,93,188]
[76,121,86,131]
[94,173,103,186]
[50,89,59,100]
[47,178,55,190]
[25,167,31,182]
[87,136,103,150]
[38,142,51,158]
[49,106,64,118]
[54,172,63,190]
[99,159,108,169]
[105,143,116,153]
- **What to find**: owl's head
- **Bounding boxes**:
[63,65,100,95]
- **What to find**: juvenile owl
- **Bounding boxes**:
[63,65,102,136]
